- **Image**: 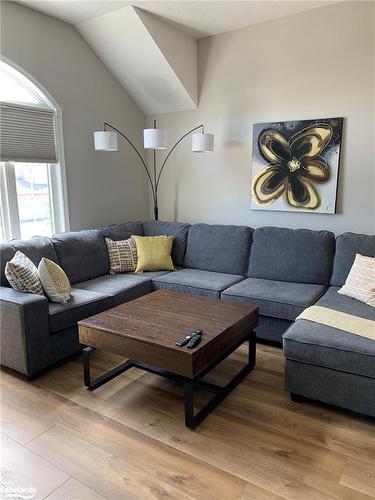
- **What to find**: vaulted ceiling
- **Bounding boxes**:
[79,6,197,114]
[16,1,334,114]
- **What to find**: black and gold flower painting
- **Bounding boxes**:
[251,118,343,213]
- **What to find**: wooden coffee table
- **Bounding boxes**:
[78,290,258,429]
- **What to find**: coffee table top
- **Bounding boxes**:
[79,290,258,378]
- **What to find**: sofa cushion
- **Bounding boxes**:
[248,226,335,285]
[48,288,112,332]
[283,288,375,379]
[331,232,375,286]
[51,230,109,285]
[222,277,326,321]
[1,236,58,287]
[142,220,190,266]
[100,222,143,241]
[314,286,375,317]
[183,223,252,275]
[152,268,244,298]
[75,272,168,307]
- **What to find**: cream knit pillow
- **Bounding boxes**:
[38,257,71,303]
[5,251,44,295]
[105,237,138,274]
[338,254,375,307]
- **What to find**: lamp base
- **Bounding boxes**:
[154,206,158,221]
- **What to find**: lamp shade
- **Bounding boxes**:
[192,133,214,153]
[143,128,167,149]
[94,131,118,151]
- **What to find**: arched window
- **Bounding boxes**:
[0,59,68,241]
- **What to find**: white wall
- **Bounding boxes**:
[149,1,375,235]
[1,1,150,231]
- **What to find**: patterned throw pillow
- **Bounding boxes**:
[338,254,375,307]
[38,257,71,303]
[105,237,138,274]
[5,251,44,295]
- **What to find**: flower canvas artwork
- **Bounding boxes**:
[251,118,343,213]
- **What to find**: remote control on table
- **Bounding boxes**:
[175,329,202,347]
[187,333,202,349]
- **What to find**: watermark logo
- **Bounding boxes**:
[0,481,37,499]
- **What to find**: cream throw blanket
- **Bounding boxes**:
[297,306,375,341]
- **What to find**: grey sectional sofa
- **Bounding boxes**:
[1,221,374,417]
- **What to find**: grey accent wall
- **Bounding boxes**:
[1,1,149,230]
[148,2,375,235]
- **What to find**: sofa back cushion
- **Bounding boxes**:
[0,236,58,287]
[331,232,375,286]
[51,229,109,285]
[142,220,190,266]
[248,226,335,285]
[99,222,143,241]
[183,223,252,275]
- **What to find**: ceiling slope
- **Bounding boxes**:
[17,1,335,38]
[78,5,197,115]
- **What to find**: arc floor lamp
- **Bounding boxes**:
[94,121,214,220]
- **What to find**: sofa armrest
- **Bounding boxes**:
[0,286,50,376]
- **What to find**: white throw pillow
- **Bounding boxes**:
[338,254,375,307]
[38,257,71,303]
[5,251,44,295]
[105,237,138,273]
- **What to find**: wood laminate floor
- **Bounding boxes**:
[1,344,374,500]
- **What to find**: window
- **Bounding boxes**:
[0,59,68,241]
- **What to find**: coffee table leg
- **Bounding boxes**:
[184,331,256,429]
[249,329,256,368]
[83,346,95,388]
[184,381,195,428]
[83,346,133,390]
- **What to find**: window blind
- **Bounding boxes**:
[0,102,57,163]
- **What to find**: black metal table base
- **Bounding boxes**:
[83,331,256,429]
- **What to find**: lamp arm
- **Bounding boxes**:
[104,122,155,200]
[155,124,203,190]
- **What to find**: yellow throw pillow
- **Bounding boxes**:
[133,235,175,273]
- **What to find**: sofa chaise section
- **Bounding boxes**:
[152,223,251,297]
[283,232,375,417]
[283,288,375,417]
[222,227,335,343]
